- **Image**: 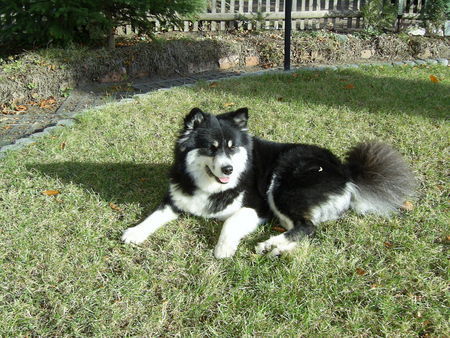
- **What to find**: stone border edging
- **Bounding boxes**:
[1,58,448,160]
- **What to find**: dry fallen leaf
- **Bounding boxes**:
[384,241,393,248]
[2,125,12,130]
[60,142,66,150]
[42,190,60,196]
[272,226,286,233]
[39,97,57,109]
[15,105,28,112]
[209,82,218,88]
[402,201,414,211]
[223,102,235,107]
[429,75,440,83]
[292,73,299,78]
[356,268,367,276]
[109,202,123,212]
[344,83,355,89]
[277,97,284,102]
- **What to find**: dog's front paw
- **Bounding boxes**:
[121,226,149,244]
[214,241,237,259]
[255,234,297,256]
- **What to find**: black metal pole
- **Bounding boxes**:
[284,0,293,71]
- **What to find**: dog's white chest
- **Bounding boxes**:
[169,184,244,220]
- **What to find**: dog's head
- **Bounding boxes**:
[177,107,251,192]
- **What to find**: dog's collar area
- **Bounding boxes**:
[205,166,230,184]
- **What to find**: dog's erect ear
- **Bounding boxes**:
[184,107,205,130]
[220,107,249,130]
[184,108,205,130]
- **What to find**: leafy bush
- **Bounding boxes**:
[361,0,398,35]
[420,0,449,35]
[0,0,205,50]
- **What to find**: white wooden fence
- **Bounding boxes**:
[117,0,426,34]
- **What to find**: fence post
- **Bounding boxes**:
[284,0,293,71]
[397,0,405,32]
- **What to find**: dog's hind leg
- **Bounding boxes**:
[122,203,179,244]
[214,207,263,259]
[255,220,315,256]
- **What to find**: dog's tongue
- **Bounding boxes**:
[219,177,230,183]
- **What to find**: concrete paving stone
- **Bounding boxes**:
[29,132,47,139]
[15,138,36,145]
[392,61,405,66]
[57,119,76,127]
[0,144,22,152]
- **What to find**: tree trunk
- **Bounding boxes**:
[107,27,116,50]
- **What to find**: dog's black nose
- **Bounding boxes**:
[221,165,233,175]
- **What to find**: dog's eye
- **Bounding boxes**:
[209,144,218,151]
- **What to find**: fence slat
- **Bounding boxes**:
[220,0,226,31]
[211,0,217,31]
[117,0,426,35]
[275,0,280,29]
[265,0,271,29]
[256,0,262,30]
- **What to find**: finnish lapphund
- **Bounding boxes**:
[122,108,415,258]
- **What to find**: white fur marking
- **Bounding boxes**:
[185,147,248,193]
[228,140,233,148]
[169,184,244,219]
[255,233,298,256]
[214,208,263,258]
[267,174,294,230]
[122,205,178,244]
[310,182,353,225]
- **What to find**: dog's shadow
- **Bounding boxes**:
[27,161,231,246]
[28,161,171,208]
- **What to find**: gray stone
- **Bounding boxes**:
[376,62,393,67]
[44,126,63,133]
[404,61,416,66]
[15,138,36,146]
[436,58,449,66]
[414,60,427,65]
[392,61,405,66]
[57,119,75,127]
[425,59,438,65]
[0,144,21,152]
[340,64,359,69]
[29,132,47,139]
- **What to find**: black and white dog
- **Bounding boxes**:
[122,108,415,258]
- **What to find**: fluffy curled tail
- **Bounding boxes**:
[345,142,416,216]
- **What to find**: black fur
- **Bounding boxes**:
[136,107,415,256]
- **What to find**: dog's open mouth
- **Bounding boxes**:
[206,166,230,184]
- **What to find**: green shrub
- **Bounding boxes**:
[361,0,398,35]
[0,0,205,50]
[420,0,449,35]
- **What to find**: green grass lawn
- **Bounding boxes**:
[0,64,448,336]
